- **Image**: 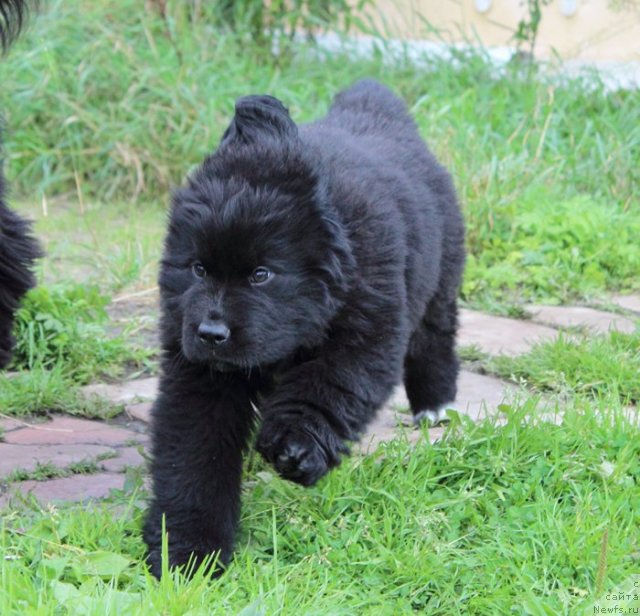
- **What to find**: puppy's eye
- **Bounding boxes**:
[192,262,207,278]
[249,266,272,285]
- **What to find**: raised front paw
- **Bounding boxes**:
[256,411,348,486]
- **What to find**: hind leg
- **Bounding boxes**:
[404,294,459,425]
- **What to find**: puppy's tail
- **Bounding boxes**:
[329,79,409,121]
[0,0,33,52]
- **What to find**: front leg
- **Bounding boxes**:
[143,362,255,578]
[256,319,407,486]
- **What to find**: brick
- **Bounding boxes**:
[3,416,144,447]
[0,443,114,478]
[454,370,510,419]
[0,473,125,507]
[357,407,421,454]
[610,294,640,314]
[458,309,557,356]
[386,386,410,412]
[0,416,34,434]
[526,305,636,334]
[126,401,152,424]
[99,447,147,472]
[82,377,158,405]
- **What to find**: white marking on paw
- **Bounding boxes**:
[414,403,456,426]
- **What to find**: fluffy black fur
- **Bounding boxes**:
[144,80,465,577]
[0,0,29,51]
[0,0,41,368]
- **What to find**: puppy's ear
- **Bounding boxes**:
[221,95,297,146]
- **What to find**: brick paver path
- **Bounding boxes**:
[1,295,638,507]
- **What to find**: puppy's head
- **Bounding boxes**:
[160,95,353,369]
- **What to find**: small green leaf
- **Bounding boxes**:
[78,551,132,579]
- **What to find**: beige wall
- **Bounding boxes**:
[366,0,640,62]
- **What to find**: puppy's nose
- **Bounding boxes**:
[198,320,230,346]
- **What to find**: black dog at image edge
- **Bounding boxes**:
[143,79,466,577]
[0,0,42,369]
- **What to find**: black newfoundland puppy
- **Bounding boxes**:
[0,0,41,368]
[144,80,465,577]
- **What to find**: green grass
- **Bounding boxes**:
[490,329,640,403]
[12,283,146,381]
[26,200,166,292]
[0,283,153,417]
[0,365,122,418]
[463,191,640,305]
[6,458,108,483]
[1,402,639,614]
